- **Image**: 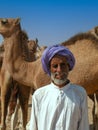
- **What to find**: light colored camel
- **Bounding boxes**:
[10,38,42,130]
[85,26,98,130]
[0,18,98,129]
[0,29,39,130]
[10,42,46,129]
[0,43,31,130]
[27,38,39,61]
[61,28,98,130]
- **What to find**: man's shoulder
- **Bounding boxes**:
[70,83,87,96]
[32,84,51,102]
[33,84,51,96]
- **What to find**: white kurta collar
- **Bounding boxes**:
[50,82,71,91]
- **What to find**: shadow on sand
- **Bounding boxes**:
[90,124,98,130]
[90,124,94,130]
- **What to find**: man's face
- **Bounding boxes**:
[50,54,69,87]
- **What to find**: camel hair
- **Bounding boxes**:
[0,43,30,130]
[0,34,39,130]
[0,18,98,128]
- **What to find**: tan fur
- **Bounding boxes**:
[0,46,31,130]
[0,18,98,129]
[26,39,39,61]
[35,46,47,59]
[0,18,40,130]
[0,44,4,124]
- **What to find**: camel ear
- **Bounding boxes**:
[36,38,38,44]
[15,18,21,25]
[95,26,98,36]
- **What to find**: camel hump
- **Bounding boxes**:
[8,81,19,116]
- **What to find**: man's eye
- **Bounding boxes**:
[61,63,66,66]
[52,64,58,68]
[62,63,68,67]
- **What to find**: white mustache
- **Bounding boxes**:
[53,72,68,78]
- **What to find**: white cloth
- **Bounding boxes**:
[29,82,89,130]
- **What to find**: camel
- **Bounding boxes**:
[61,28,98,130]
[10,38,42,130]
[26,38,39,61]
[0,43,31,130]
[0,30,39,130]
[0,18,98,129]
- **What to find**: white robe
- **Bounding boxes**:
[29,82,89,130]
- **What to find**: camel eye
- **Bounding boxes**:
[1,19,8,24]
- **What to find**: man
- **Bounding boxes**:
[29,45,89,130]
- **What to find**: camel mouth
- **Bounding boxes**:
[0,29,7,35]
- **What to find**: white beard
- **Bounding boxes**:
[51,72,68,86]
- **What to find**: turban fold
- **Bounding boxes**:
[41,45,75,75]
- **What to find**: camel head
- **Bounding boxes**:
[27,40,38,53]
[0,18,21,38]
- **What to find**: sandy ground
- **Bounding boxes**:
[5,96,96,130]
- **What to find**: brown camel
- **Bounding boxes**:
[26,38,39,61]
[0,18,98,129]
[0,29,39,130]
[61,28,98,130]
[0,44,31,130]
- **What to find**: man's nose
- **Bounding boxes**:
[57,65,62,72]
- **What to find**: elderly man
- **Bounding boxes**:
[29,45,89,130]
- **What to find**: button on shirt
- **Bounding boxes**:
[29,82,89,130]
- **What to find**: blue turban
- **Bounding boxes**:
[41,45,75,75]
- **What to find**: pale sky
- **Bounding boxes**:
[0,0,98,46]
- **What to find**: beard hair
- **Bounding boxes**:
[51,72,68,86]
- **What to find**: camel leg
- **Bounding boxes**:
[94,93,98,130]
[19,98,29,130]
[0,86,11,130]
[0,92,1,124]
[89,94,95,130]
[89,93,98,130]
[10,99,20,130]
[18,85,30,130]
